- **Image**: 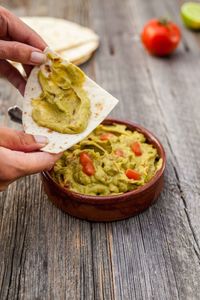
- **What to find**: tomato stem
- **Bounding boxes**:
[158,18,169,26]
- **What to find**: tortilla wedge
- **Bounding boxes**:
[72,53,93,66]
[11,49,94,78]
[21,17,99,52]
[23,50,118,153]
[58,40,99,64]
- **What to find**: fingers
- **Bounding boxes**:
[0,182,9,192]
[0,7,47,66]
[0,147,62,183]
[0,40,46,65]
[17,152,62,175]
[0,7,47,50]
[0,59,26,95]
[0,127,48,152]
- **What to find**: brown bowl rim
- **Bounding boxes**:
[42,118,166,204]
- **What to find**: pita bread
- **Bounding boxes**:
[58,40,99,63]
[12,18,99,73]
[72,53,93,66]
[23,50,118,153]
[21,17,99,52]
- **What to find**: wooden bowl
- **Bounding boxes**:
[41,119,166,222]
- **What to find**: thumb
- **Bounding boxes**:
[0,127,48,152]
[0,147,62,183]
[0,40,46,65]
[16,151,62,176]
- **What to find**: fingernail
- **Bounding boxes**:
[34,135,48,145]
[30,52,46,64]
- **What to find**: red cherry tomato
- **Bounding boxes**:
[100,133,114,141]
[141,19,181,56]
[125,169,141,180]
[131,142,142,156]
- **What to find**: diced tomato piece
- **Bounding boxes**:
[131,142,142,156]
[83,162,95,176]
[80,152,95,176]
[115,149,124,157]
[125,169,141,180]
[100,133,114,141]
[80,152,92,165]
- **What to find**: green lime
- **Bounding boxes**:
[181,2,200,30]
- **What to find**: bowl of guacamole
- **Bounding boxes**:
[41,119,166,221]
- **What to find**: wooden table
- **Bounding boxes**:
[1,0,200,299]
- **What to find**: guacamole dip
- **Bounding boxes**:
[31,53,91,134]
[52,124,162,196]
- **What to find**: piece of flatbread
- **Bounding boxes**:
[72,53,93,66]
[11,50,93,76]
[21,17,99,52]
[58,40,99,64]
[23,51,118,153]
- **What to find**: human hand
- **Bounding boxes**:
[0,6,47,95]
[0,127,61,191]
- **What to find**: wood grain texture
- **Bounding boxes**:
[0,0,200,299]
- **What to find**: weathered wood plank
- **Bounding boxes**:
[0,1,95,300]
[91,0,200,299]
[0,0,200,299]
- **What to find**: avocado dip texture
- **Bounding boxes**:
[31,53,91,134]
[51,124,162,196]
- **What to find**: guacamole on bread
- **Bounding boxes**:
[31,53,91,134]
[51,124,162,196]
